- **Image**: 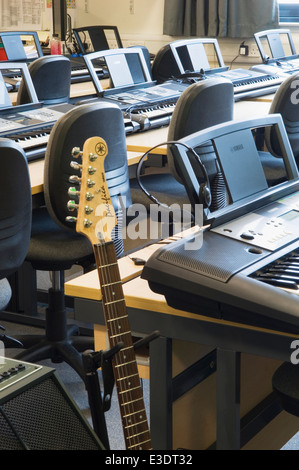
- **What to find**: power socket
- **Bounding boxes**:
[129,0,134,14]
[248,44,260,58]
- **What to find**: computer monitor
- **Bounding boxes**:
[52,0,68,41]
[73,25,123,55]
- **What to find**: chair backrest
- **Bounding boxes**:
[167,78,234,184]
[0,139,32,280]
[152,44,181,83]
[265,72,299,164]
[73,25,123,55]
[43,101,132,237]
[152,38,225,83]
[16,55,71,105]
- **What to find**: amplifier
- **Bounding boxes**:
[0,357,104,450]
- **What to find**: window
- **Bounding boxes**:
[279,0,299,23]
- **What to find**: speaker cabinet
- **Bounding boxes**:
[0,357,104,450]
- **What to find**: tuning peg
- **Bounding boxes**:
[67,200,79,211]
[89,152,98,162]
[68,187,80,198]
[65,216,77,223]
[86,179,95,188]
[72,147,82,158]
[84,206,93,214]
[70,161,82,170]
[88,166,96,175]
[83,219,92,228]
[69,175,81,184]
[85,192,94,201]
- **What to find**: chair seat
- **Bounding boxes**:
[130,173,190,208]
[272,362,299,417]
[260,151,288,186]
[27,207,94,271]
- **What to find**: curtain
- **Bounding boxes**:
[163,0,279,38]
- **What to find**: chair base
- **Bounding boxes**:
[15,327,93,381]
[12,287,94,382]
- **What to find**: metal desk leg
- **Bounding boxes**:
[216,348,241,450]
[149,336,173,450]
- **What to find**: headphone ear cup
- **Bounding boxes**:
[199,183,212,208]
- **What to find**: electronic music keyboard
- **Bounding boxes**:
[0,105,139,161]
[124,100,177,130]
[182,68,283,101]
[141,116,299,335]
[97,81,189,131]
[142,201,299,335]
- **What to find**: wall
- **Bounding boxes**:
[41,0,299,68]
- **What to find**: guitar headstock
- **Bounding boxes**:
[67,136,117,245]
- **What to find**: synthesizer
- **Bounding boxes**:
[0,103,139,161]
[180,68,283,101]
[251,29,299,80]
[142,194,299,334]
[156,38,284,100]
[141,116,299,334]
[98,81,189,131]
[0,103,72,161]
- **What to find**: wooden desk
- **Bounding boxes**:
[27,150,146,196]
[126,99,272,155]
[29,159,44,195]
[9,79,100,106]
[247,93,276,103]
[65,240,299,450]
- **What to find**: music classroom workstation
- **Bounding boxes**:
[2,0,299,454]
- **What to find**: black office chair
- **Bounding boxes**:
[130,78,235,215]
[16,55,71,105]
[272,361,299,418]
[12,102,132,380]
[0,139,32,346]
[73,25,123,55]
[265,72,299,169]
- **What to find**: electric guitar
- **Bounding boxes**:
[68,136,152,450]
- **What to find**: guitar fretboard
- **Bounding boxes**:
[94,241,152,450]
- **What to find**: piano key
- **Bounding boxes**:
[255,277,299,290]
[268,269,299,279]
[255,272,299,284]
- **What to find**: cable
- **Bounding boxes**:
[135,140,211,211]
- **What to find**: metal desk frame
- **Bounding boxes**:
[73,295,298,450]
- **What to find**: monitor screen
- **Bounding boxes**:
[52,0,68,41]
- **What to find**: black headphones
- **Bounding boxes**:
[135,140,212,210]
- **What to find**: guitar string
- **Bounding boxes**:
[100,242,149,451]
[98,242,146,450]
[97,243,151,450]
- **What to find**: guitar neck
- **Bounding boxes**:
[94,241,152,450]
